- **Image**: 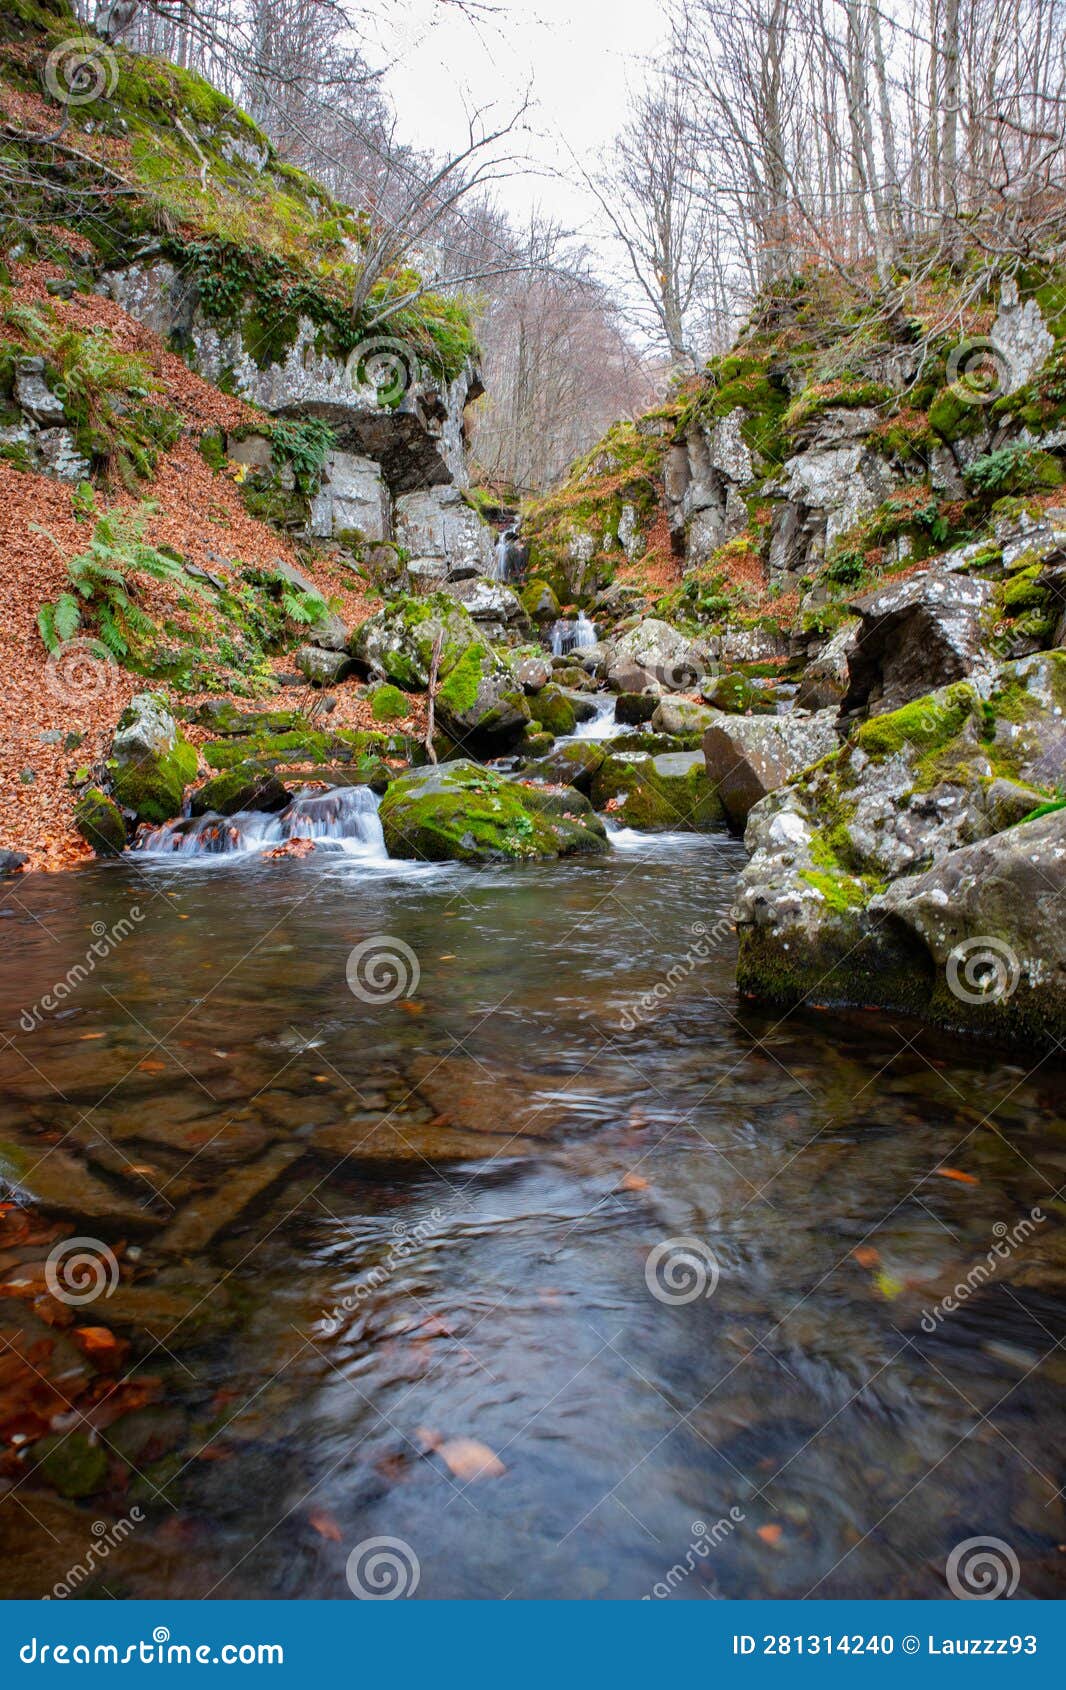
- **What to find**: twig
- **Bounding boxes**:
[424,630,444,765]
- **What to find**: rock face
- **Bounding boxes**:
[99,260,493,567]
[734,652,1066,1047]
[842,567,996,718]
[110,694,198,824]
[703,709,840,831]
[795,620,859,711]
[379,761,609,862]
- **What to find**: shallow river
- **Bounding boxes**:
[1,833,1064,1599]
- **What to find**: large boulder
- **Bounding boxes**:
[604,620,707,694]
[649,697,717,737]
[734,652,1066,1048]
[379,761,608,862]
[350,593,477,689]
[393,486,495,576]
[110,694,198,824]
[435,643,531,748]
[842,568,996,718]
[591,749,723,832]
[703,710,840,832]
[308,450,389,541]
[440,574,530,641]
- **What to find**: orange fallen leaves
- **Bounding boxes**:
[308,1509,343,1542]
[756,1523,783,1545]
[936,1167,979,1185]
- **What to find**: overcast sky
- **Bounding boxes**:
[370,0,672,239]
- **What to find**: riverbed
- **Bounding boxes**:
[1,833,1064,1599]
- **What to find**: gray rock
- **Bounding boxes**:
[795,619,860,711]
[842,567,996,718]
[440,575,529,627]
[394,486,494,575]
[295,645,353,686]
[14,357,66,426]
[308,450,389,541]
[704,710,839,832]
[605,619,706,692]
[991,279,1055,391]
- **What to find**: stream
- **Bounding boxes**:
[1,830,1064,1599]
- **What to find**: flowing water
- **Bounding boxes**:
[1,831,1064,1600]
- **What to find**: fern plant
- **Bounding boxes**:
[36,506,184,659]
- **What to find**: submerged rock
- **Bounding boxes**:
[379,760,609,862]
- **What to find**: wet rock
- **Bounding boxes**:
[614,693,659,726]
[521,578,561,623]
[0,1134,163,1229]
[528,683,577,737]
[734,652,1066,1048]
[704,710,840,832]
[30,1432,108,1499]
[379,761,608,861]
[591,748,723,831]
[649,697,717,737]
[73,789,126,856]
[524,741,607,793]
[0,848,27,874]
[189,766,290,817]
[158,1143,303,1254]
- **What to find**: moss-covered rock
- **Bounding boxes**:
[521,578,561,622]
[591,750,723,831]
[435,643,530,747]
[110,693,198,824]
[524,741,607,793]
[527,683,577,737]
[368,682,410,722]
[379,760,608,862]
[74,788,126,855]
[189,765,290,817]
[350,593,477,689]
[31,1432,108,1500]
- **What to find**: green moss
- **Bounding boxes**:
[854,684,980,759]
[798,868,872,911]
[436,642,491,716]
[380,760,608,862]
[74,787,126,855]
[112,734,198,824]
[528,684,577,737]
[369,683,409,722]
[1001,567,1047,615]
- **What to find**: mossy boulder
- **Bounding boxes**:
[110,693,198,824]
[528,683,577,737]
[203,726,402,771]
[369,683,410,722]
[524,741,607,793]
[435,642,531,748]
[591,750,724,831]
[74,788,126,856]
[521,578,561,623]
[189,765,290,817]
[350,593,477,689]
[31,1432,108,1500]
[702,673,777,715]
[379,760,609,862]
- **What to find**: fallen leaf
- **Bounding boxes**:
[137,1059,166,1074]
[308,1509,342,1542]
[438,1437,506,1481]
[936,1166,979,1185]
[852,1245,880,1268]
[398,1000,424,1016]
[874,1269,904,1300]
[756,1523,783,1545]
[618,1173,649,1192]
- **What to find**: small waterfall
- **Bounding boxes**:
[568,693,617,741]
[132,785,387,860]
[550,612,597,657]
